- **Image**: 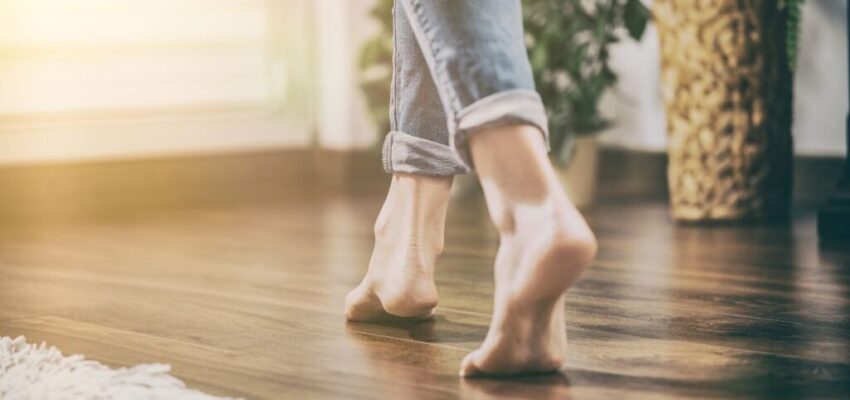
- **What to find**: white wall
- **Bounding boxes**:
[596,20,667,152]
[599,0,848,157]
[793,0,848,156]
[314,0,380,150]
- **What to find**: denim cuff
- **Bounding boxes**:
[450,89,550,170]
[382,131,470,177]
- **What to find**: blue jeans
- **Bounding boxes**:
[382,0,549,176]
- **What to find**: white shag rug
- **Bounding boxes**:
[0,336,238,400]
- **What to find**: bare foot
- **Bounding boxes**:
[345,173,452,321]
[459,125,597,377]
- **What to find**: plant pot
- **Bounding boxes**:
[451,135,599,206]
[555,135,599,208]
[450,172,480,200]
[654,0,794,222]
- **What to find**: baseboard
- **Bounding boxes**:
[0,148,387,225]
[0,146,841,225]
[596,147,669,201]
[596,147,846,208]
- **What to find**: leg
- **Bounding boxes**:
[344,172,450,320]
[345,0,465,321]
[461,124,596,376]
[395,0,597,376]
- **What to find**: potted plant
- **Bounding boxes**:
[359,0,394,137]
[359,0,649,204]
[654,0,804,221]
[524,0,649,206]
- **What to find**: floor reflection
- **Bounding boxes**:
[344,318,576,399]
[344,321,459,400]
[460,371,573,400]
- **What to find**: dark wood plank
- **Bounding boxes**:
[0,195,848,399]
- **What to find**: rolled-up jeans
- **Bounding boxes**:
[383,0,549,176]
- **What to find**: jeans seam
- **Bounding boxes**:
[382,131,394,172]
[390,3,400,132]
[401,0,462,116]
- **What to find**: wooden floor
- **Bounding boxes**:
[1,192,849,399]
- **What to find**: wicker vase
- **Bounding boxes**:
[654,0,794,222]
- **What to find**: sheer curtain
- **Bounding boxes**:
[0,0,314,164]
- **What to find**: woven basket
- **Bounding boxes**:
[655,0,794,222]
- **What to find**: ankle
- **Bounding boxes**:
[373,173,452,255]
[492,197,597,281]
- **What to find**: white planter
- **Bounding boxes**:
[450,135,599,205]
[555,135,599,208]
[450,172,480,200]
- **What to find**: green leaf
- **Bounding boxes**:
[624,0,650,40]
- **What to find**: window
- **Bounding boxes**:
[0,0,314,163]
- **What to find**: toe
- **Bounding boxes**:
[344,285,386,321]
[459,351,483,378]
